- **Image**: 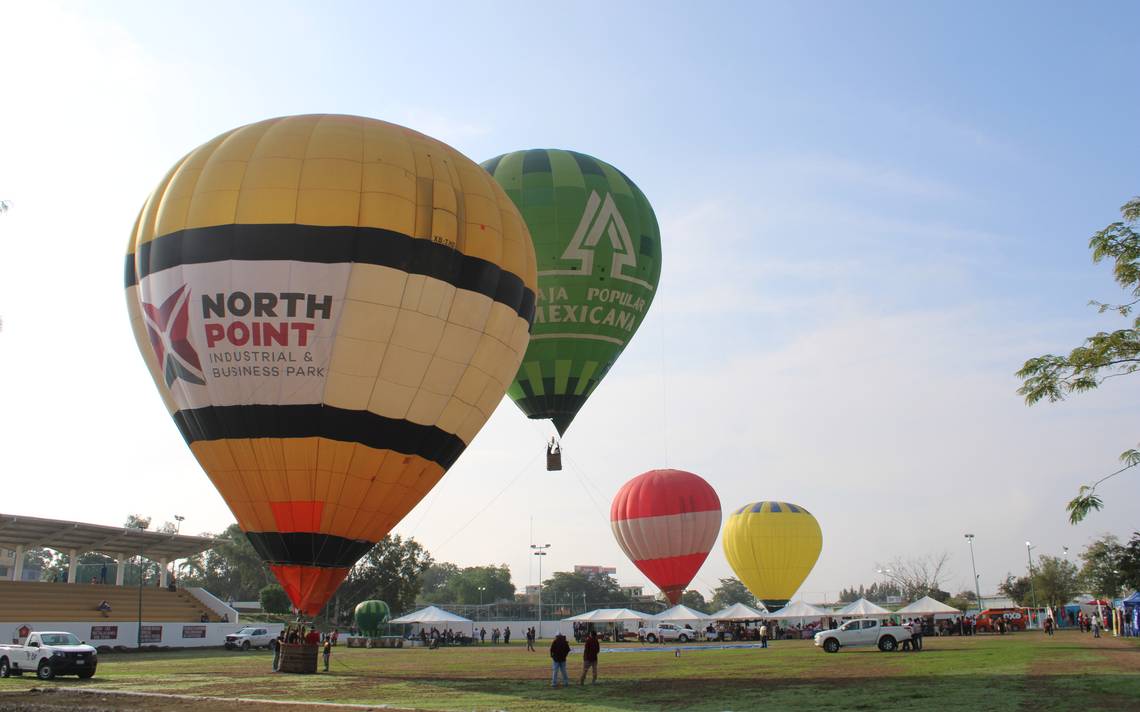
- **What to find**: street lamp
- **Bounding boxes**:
[173,515,185,534]
[965,534,982,610]
[876,568,892,601]
[531,544,550,638]
[477,586,487,621]
[1025,541,1039,615]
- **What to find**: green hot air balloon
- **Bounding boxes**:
[483,150,662,435]
[354,600,391,637]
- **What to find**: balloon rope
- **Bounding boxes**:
[563,448,615,521]
[433,450,540,553]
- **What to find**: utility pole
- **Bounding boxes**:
[531,544,550,638]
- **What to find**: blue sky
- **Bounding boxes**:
[1,1,1138,602]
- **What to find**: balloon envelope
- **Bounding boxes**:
[610,469,720,604]
[482,149,661,435]
[722,501,822,608]
[126,114,536,615]
[354,600,391,635]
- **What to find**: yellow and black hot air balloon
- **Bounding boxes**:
[722,501,822,608]
[125,114,536,615]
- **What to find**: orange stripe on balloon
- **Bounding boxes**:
[270,501,325,533]
[270,564,350,616]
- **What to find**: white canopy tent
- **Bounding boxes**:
[390,605,475,632]
[563,608,649,623]
[768,600,830,620]
[653,604,713,623]
[836,598,891,617]
[709,602,769,620]
[895,596,961,616]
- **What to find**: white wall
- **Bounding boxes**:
[0,620,281,648]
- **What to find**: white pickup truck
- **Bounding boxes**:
[0,631,98,679]
[638,623,698,643]
[814,618,912,653]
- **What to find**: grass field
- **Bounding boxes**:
[2,630,1139,711]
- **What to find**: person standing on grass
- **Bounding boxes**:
[504,626,511,645]
[526,627,536,652]
[759,623,769,649]
[1092,614,1101,639]
[580,631,599,685]
[323,638,332,671]
[549,632,571,688]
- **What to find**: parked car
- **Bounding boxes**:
[638,623,697,643]
[813,619,912,653]
[224,626,275,650]
[0,631,98,679]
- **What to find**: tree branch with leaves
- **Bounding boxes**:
[1017,196,1140,523]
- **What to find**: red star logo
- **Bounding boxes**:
[141,284,205,386]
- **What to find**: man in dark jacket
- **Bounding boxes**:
[549,632,571,687]
[579,631,599,685]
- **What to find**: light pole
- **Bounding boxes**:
[876,568,892,602]
[531,544,550,638]
[173,515,185,534]
[964,534,982,610]
[136,556,150,649]
[1025,541,1039,616]
[477,586,486,621]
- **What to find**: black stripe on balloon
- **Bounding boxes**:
[245,531,374,569]
[173,404,466,470]
[124,255,137,288]
[134,223,535,325]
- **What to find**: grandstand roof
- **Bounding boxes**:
[0,513,216,561]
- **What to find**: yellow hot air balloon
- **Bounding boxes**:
[722,501,822,608]
[125,114,536,615]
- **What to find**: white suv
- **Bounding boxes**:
[638,623,696,643]
[224,627,274,651]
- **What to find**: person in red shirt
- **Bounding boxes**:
[580,631,600,685]
[305,628,320,646]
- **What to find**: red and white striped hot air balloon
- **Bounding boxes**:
[610,469,721,604]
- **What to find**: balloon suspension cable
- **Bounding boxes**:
[434,450,540,553]
[562,452,611,525]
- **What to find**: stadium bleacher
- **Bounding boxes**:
[0,580,219,623]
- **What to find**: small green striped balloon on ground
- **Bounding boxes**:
[482,149,662,435]
[354,600,391,636]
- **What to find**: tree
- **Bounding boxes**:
[259,584,291,614]
[177,524,272,601]
[876,554,951,601]
[1033,555,1081,609]
[420,564,515,605]
[336,535,433,620]
[1080,534,1127,598]
[124,514,152,530]
[541,571,621,610]
[680,589,709,612]
[157,521,179,534]
[419,562,460,599]
[709,577,757,610]
[1017,196,1140,522]
[998,573,1033,606]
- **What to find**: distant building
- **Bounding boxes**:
[574,565,617,576]
[620,585,644,598]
